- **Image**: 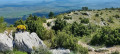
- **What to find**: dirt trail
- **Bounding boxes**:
[78,40,120,54]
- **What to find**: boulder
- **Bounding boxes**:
[14,32,46,52]
[0,31,13,51]
[88,46,95,51]
[50,49,70,54]
[95,48,108,52]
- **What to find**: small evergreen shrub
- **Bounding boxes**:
[95,14,99,17]
[81,18,89,24]
[64,16,72,20]
[90,27,120,46]
[51,31,88,54]
[108,17,114,23]
[47,22,51,26]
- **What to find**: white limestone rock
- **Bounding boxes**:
[50,49,70,54]
[14,32,46,52]
[95,48,108,52]
[0,31,13,51]
[88,46,95,52]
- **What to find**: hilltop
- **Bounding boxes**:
[44,8,120,29]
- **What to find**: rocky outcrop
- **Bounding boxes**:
[14,32,46,52]
[0,31,13,51]
[0,31,71,53]
[95,48,108,52]
[50,49,70,54]
[88,46,95,52]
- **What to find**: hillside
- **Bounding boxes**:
[44,9,120,29]
[43,9,120,54]
[0,8,120,54]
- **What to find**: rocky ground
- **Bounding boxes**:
[0,31,70,54]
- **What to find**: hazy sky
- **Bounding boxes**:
[0,0,55,5]
[0,0,120,8]
[0,0,118,4]
[0,0,119,4]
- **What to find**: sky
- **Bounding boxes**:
[0,0,120,5]
[0,0,120,9]
[0,0,55,5]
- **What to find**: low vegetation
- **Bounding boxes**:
[0,17,7,33]
[90,27,120,46]
[0,7,120,54]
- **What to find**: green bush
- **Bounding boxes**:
[52,18,67,31]
[64,16,72,20]
[49,12,54,18]
[100,12,103,15]
[101,18,104,21]
[14,19,26,27]
[81,18,89,24]
[71,22,91,37]
[82,7,88,11]
[51,31,78,49]
[95,14,99,17]
[47,22,51,26]
[25,15,48,40]
[51,31,88,54]
[39,30,55,40]
[90,27,120,46]
[108,17,114,23]
[114,14,120,18]
[0,17,7,33]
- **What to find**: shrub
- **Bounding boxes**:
[26,15,47,40]
[100,12,103,15]
[71,22,91,37]
[47,22,51,26]
[51,31,88,54]
[101,18,104,21]
[14,19,25,27]
[108,17,114,23]
[52,18,67,31]
[90,27,120,46]
[114,14,120,18]
[49,12,54,18]
[79,17,82,19]
[64,16,72,20]
[95,14,99,17]
[40,30,55,40]
[0,17,7,33]
[81,18,89,24]
[51,31,78,49]
[82,7,88,11]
